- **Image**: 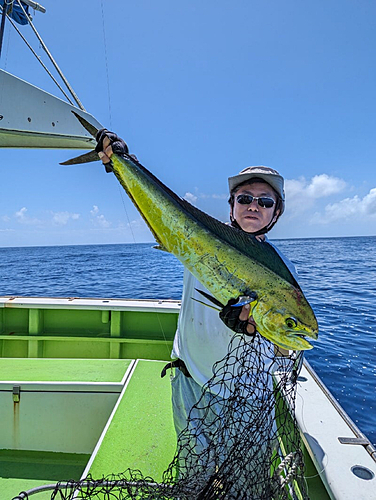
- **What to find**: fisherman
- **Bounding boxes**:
[96,131,299,496]
[167,165,299,494]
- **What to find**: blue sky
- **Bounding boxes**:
[1,0,376,247]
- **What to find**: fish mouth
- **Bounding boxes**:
[284,329,318,350]
[258,329,316,351]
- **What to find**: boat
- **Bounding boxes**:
[0,3,375,499]
[0,296,375,499]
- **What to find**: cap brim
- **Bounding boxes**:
[228,172,284,199]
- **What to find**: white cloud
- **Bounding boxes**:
[285,174,346,215]
[1,215,10,222]
[313,187,376,224]
[183,192,198,204]
[14,207,42,225]
[305,174,347,198]
[15,207,27,221]
[90,205,111,228]
[51,211,80,226]
[96,214,111,228]
[183,191,228,204]
[90,205,99,216]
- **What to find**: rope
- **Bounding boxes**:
[100,0,112,127]
[0,0,11,58]
[0,4,75,104]
[14,0,85,109]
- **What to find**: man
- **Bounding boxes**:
[165,166,300,499]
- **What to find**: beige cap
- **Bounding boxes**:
[228,166,285,214]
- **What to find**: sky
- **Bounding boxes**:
[1,0,376,247]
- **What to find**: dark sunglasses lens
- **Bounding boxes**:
[236,195,275,208]
[258,197,275,208]
[236,195,253,204]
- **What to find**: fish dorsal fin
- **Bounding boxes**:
[180,199,299,287]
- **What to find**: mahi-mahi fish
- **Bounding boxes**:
[62,113,318,351]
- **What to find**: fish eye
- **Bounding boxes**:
[286,317,298,329]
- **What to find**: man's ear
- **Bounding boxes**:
[271,209,280,224]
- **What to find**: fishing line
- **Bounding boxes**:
[99,2,138,250]
[97,3,170,356]
[97,5,166,355]
[117,184,136,243]
[100,0,112,128]
[116,183,171,359]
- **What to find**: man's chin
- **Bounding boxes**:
[238,220,263,233]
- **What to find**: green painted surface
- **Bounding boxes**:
[0,336,173,361]
[0,449,89,500]
[0,358,132,382]
[0,303,331,499]
[89,360,176,481]
[0,307,177,340]
[302,445,331,500]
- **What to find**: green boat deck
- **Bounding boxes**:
[0,358,131,382]
[88,360,176,479]
[0,299,348,500]
[0,358,176,500]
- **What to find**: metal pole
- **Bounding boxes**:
[5,12,75,105]
[0,1,8,59]
[15,0,86,110]
[21,0,46,13]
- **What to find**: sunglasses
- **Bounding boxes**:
[236,194,276,208]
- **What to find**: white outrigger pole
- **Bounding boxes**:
[0,0,102,149]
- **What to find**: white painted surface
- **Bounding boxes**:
[0,390,119,454]
[0,361,136,454]
[0,296,181,313]
[296,363,376,499]
[0,69,102,149]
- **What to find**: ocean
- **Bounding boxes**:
[0,237,375,447]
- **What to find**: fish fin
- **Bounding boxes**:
[71,111,99,138]
[191,297,222,311]
[153,245,170,253]
[195,289,225,308]
[60,150,100,165]
[231,292,258,307]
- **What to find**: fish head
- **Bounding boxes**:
[252,289,319,351]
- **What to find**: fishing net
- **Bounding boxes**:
[13,334,308,500]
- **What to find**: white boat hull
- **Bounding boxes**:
[0,69,102,149]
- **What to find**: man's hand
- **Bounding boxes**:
[97,136,113,164]
[219,299,257,336]
[95,129,129,167]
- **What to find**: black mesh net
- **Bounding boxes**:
[13,334,308,500]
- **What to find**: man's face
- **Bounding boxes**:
[231,181,279,234]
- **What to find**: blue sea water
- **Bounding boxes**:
[0,237,375,447]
